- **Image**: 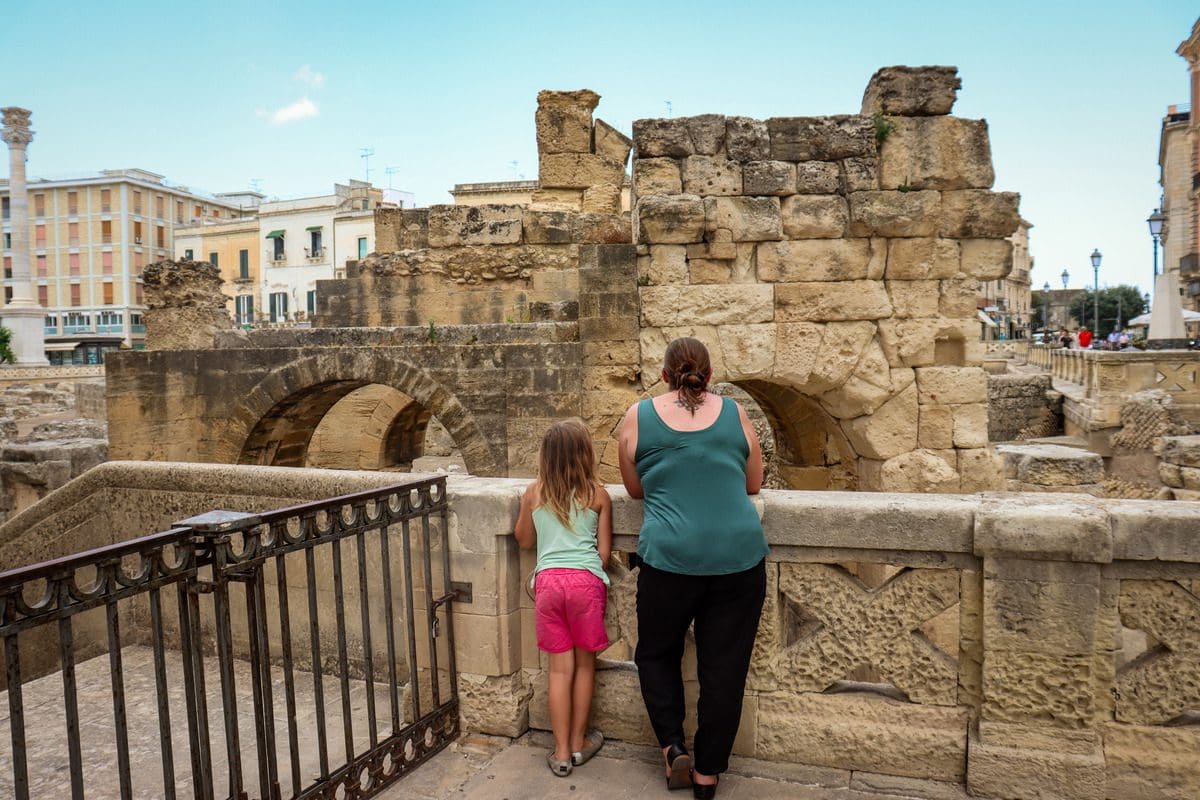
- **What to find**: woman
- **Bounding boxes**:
[617,337,768,799]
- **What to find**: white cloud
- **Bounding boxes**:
[258,97,319,125]
[294,65,325,89]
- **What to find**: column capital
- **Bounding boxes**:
[1,107,34,147]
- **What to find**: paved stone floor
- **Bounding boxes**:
[1,646,975,800]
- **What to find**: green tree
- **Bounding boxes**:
[1069,285,1146,339]
[0,326,13,364]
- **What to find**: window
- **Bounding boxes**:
[156,225,164,248]
[101,220,112,243]
[69,253,79,275]
[270,291,288,322]
[70,284,81,306]
[136,283,143,304]
[155,196,164,219]
[1,196,9,219]
[68,222,79,247]
[239,249,249,279]
[34,193,45,217]
[100,188,111,213]
[193,204,202,219]
[309,229,322,256]
[67,191,78,215]
[65,311,90,330]
[358,237,368,259]
[236,295,254,326]
[307,289,316,315]
[209,252,218,268]
[176,200,184,223]
[37,255,47,277]
[98,310,122,330]
[133,221,143,243]
[272,234,285,260]
[38,286,48,307]
[35,225,46,247]
[133,190,142,214]
[213,209,220,218]
[102,251,113,275]
[3,256,10,278]
[103,283,114,305]
[183,249,193,260]
[3,287,10,303]
[3,232,10,249]
[134,251,143,273]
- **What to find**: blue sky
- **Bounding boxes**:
[2,1,1197,296]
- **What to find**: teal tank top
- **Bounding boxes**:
[532,502,610,586]
[635,396,768,575]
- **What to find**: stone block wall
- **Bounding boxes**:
[1157,434,1200,500]
[987,372,1062,442]
[141,259,232,350]
[630,67,1018,491]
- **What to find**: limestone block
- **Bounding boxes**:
[639,284,774,326]
[756,238,872,282]
[633,157,682,196]
[683,114,727,155]
[725,116,769,161]
[767,115,876,161]
[779,195,849,239]
[688,258,732,284]
[1158,435,1200,467]
[919,405,955,450]
[633,117,693,157]
[887,280,940,318]
[636,195,705,244]
[822,336,912,418]
[535,89,599,155]
[960,238,1013,280]
[848,190,940,237]
[775,280,892,322]
[958,447,1004,492]
[916,366,988,405]
[582,184,622,214]
[879,449,961,492]
[968,731,1105,800]
[426,204,524,248]
[773,322,825,387]
[951,403,988,448]
[939,278,979,318]
[539,152,625,190]
[687,241,736,262]
[521,209,575,244]
[993,443,1104,487]
[793,160,842,194]
[805,320,877,393]
[458,670,532,737]
[879,117,994,190]
[1114,579,1200,725]
[938,190,1021,238]
[529,188,584,211]
[718,324,776,380]
[840,157,879,192]
[742,160,796,196]
[575,212,630,244]
[861,66,961,116]
[845,382,919,459]
[886,238,961,280]
[866,235,888,279]
[756,691,968,782]
[1180,466,1200,489]
[702,196,781,242]
[639,324,726,390]
[1104,722,1200,800]
[593,118,633,166]
[682,155,743,196]
[975,496,1112,562]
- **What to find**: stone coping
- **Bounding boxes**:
[4,461,1200,567]
[1030,344,1200,363]
[208,322,580,350]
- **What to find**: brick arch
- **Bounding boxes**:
[232,354,502,476]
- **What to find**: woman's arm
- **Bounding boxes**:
[617,402,644,499]
[513,481,539,549]
[737,403,764,495]
[594,485,613,566]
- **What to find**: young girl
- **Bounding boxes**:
[514,418,613,777]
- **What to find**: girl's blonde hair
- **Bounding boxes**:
[538,418,598,529]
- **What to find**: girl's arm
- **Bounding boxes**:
[737,403,765,495]
[513,481,539,549]
[617,402,644,499]
[594,485,613,566]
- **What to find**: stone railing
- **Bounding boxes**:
[3,462,1199,800]
[0,364,103,386]
[982,340,1024,357]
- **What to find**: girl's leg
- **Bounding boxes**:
[568,647,596,753]
[547,649,576,762]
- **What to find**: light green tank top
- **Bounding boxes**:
[532,502,610,586]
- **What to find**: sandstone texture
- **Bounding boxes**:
[862,66,962,116]
[142,259,232,350]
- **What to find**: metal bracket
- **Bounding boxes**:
[451,581,472,604]
[185,580,216,595]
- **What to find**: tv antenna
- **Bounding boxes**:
[249,178,263,193]
[664,100,672,117]
[385,166,400,189]
[359,147,375,183]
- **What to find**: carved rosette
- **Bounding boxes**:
[1,107,34,147]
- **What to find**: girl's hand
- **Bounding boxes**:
[514,481,538,549]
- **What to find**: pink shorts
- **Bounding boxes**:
[534,568,609,654]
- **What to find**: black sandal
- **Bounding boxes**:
[692,773,718,799]
[665,743,692,790]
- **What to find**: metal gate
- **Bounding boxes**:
[0,475,462,799]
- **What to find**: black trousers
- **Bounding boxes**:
[634,559,766,776]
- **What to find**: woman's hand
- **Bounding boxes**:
[513,481,539,549]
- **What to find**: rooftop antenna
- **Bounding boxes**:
[249,178,263,193]
[664,100,672,118]
[359,147,375,183]
[385,166,400,189]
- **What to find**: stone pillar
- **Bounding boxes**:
[1,107,48,365]
[968,497,1113,800]
[140,259,232,350]
[1146,271,1189,349]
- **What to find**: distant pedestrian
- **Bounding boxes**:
[1059,329,1072,349]
[1078,328,1093,349]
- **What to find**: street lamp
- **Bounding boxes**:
[1061,268,1070,289]
[1148,208,1165,280]
[1043,280,1051,334]
[1090,249,1102,341]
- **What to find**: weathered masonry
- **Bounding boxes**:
[107,67,1019,495]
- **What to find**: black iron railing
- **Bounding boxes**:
[0,475,460,800]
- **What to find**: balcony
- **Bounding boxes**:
[1181,253,1199,277]
[131,323,146,333]
[305,246,327,261]
[96,324,123,334]
[62,324,93,334]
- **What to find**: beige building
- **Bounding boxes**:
[174,215,262,326]
[1159,17,1200,314]
[979,218,1034,339]
[0,169,249,363]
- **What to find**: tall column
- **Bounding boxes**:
[1,107,48,365]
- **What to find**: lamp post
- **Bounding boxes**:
[1090,249,1102,341]
[1148,208,1165,282]
[1043,280,1052,334]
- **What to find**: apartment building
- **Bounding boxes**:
[978,218,1034,339]
[174,214,262,326]
[1159,17,1200,314]
[0,169,250,363]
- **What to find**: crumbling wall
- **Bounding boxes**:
[987,372,1062,441]
[1157,435,1200,500]
[0,418,107,524]
[141,259,232,350]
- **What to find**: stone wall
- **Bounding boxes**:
[141,259,233,350]
[4,461,1199,799]
[74,379,106,420]
[1157,434,1200,500]
[987,372,1062,442]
